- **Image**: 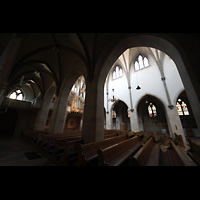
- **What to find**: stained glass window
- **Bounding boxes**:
[176,98,189,115]
[152,105,157,117]
[176,101,183,115]
[127,109,130,118]
[112,110,116,118]
[182,101,189,115]
[148,102,157,117]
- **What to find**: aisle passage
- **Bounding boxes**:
[0,137,56,166]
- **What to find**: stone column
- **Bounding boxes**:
[34,86,55,130]
[82,79,104,143]
[166,106,187,146]
[105,111,113,130]
[48,93,68,134]
[129,110,140,132]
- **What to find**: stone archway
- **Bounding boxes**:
[34,83,56,131]
[137,94,169,136]
[93,34,200,144]
[111,100,130,131]
[49,71,87,134]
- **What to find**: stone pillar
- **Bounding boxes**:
[82,79,104,143]
[129,110,140,132]
[105,111,113,130]
[34,86,55,130]
[166,106,187,146]
[48,93,68,134]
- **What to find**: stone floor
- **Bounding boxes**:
[0,136,56,166]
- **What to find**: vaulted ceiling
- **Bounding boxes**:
[2,33,200,102]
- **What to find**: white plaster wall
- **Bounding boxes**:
[105,53,184,113]
[130,56,167,108]
[104,49,186,138]
[163,56,185,104]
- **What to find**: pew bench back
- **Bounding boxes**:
[98,136,143,166]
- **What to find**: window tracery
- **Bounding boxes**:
[112,66,123,80]
[134,55,150,71]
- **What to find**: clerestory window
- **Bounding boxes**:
[112,66,123,80]
[134,55,150,71]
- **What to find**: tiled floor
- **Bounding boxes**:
[0,136,56,166]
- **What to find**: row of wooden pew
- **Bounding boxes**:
[186,138,200,165]
[74,130,161,166]
[21,129,161,166]
[167,134,198,166]
[21,129,199,166]
[20,129,83,165]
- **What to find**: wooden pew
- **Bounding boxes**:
[35,132,80,157]
[104,133,117,139]
[104,130,113,135]
[32,130,48,147]
[104,130,127,139]
[97,136,143,166]
[44,134,81,155]
[174,133,185,148]
[187,138,200,165]
[74,134,128,166]
[143,132,153,142]
[127,131,134,138]
[57,139,83,166]
[153,132,160,142]
[186,128,194,137]
[20,130,48,146]
[134,131,144,138]
[167,138,197,166]
[128,137,160,166]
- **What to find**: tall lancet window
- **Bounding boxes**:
[148,102,157,117]
[176,99,189,116]
[134,55,150,71]
[112,66,123,80]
